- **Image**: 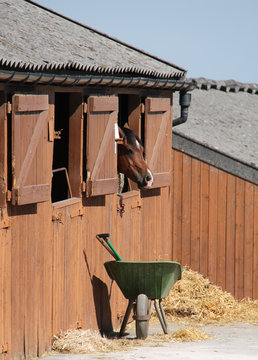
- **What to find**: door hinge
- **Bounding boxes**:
[54,129,62,139]
[0,218,10,229]
[7,102,12,114]
[1,343,8,354]
[0,207,10,229]
[131,199,142,209]
[52,212,63,224]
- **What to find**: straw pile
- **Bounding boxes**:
[151,327,211,343]
[162,267,258,324]
[52,327,210,354]
[52,329,141,354]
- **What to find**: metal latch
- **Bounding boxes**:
[117,196,125,216]
[70,207,85,218]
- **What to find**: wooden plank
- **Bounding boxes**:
[235,178,245,299]
[199,162,209,277]
[88,96,118,112]
[24,211,38,358]
[0,225,11,358]
[13,94,49,112]
[160,187,171,261]
[87,178,118,197]
[151,172,170,188]
[172,150,182,262]
[0,92,7,207]
[253,186,258,299]
[11,206,26,358]
[225,174,236,296]
[69,93,83,198]
[146,97,171,112]
[12,184,50,205]
[208,167,218,283]
[243,182,254,298]
[190,158,200,272]
[216,170,227,290]
[181,154,191,267]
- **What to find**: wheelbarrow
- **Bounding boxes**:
[96,234,181,339]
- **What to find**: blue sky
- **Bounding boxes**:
[36,0,258,83]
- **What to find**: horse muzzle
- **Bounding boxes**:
[137,169,154,189]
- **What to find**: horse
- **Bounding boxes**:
[117,126,154,190]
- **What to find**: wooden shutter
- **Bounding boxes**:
[85,96,118,196]
[0,92,7,207]
[145,97,172,188]
[11,94,50,205]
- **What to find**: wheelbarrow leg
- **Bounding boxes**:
[119,300,133,337]
[159,300,168,332]
[154,299,168,334]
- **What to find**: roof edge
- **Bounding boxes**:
[0,68,195,90]
[173,132,258,185]
[190,77,258,95]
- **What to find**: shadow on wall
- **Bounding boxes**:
[83,250,113,335]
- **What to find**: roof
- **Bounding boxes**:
[173,78,258,184]
[0,0,185,80]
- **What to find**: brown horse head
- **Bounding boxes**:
[117,126,154,189]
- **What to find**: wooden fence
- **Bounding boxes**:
[171,149,258,300]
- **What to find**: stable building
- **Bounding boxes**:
[0,1,194,358]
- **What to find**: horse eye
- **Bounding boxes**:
[127,148,134,155]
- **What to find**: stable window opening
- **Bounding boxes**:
[52,92,83,203]
[118,94,146,193]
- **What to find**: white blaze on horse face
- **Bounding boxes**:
[114,123,120,153]
[146,168,154,188]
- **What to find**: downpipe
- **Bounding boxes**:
[172,91,192,127]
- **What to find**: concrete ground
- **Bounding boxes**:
[42,322,258,360]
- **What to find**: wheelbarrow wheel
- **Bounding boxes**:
[135,294,149,339]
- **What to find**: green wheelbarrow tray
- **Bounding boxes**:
[104,260,182,300]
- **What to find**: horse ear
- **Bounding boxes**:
[118,126,127,145]
[118,126,125,138]
[123,123,130,129]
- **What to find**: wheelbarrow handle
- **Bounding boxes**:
[96,233,122,261]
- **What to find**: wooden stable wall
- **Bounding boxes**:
[0,89,173,359]
[171,149,258,300]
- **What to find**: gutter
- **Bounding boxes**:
[0,69,196,91]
